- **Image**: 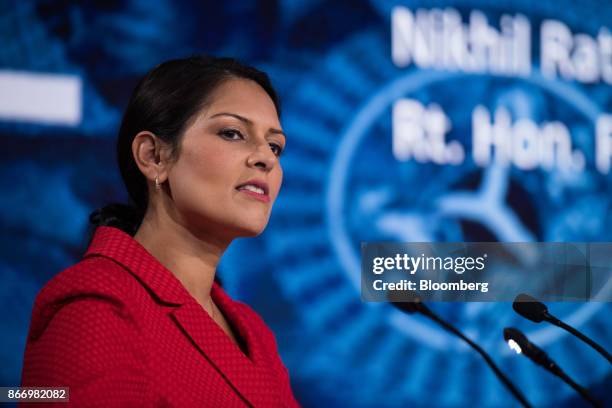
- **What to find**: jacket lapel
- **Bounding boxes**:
[170,301,273,408]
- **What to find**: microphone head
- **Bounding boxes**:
[504,327,528,346]
[503,327,552,368]
[513,293,549,323]
[388,291,428,315]
[391,300,421,314]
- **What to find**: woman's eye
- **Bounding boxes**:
[269,143,283,157]
[218,129,244,140]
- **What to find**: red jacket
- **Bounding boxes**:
[21,226,300,407]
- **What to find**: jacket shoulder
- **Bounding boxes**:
[21,257,151,403]
[27,256,140,341]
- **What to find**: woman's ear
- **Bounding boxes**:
[132,131,172,185]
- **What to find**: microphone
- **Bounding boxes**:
[504,327,602,408]
[390,293,532,408]
[513,294,612,364]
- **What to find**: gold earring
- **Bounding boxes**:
[155,176,161,191]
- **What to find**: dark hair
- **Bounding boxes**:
[89,55,281,236]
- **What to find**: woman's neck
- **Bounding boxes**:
[133,206,230,307]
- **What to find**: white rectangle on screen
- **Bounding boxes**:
[0,70,82,126]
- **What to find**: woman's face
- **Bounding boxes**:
[166,78,285,240]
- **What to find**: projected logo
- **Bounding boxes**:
[233,5,611,407]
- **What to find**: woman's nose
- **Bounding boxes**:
[246,143,277,171]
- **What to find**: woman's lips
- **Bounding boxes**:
[236,179,270,203]
[237,187,270,203]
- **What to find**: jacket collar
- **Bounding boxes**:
[83,226,191,305]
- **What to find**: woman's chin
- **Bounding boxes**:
[236,223,267,238]
[224,217,269,238]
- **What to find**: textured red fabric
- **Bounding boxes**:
[21,226,300,407]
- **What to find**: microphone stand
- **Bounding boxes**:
[392,300,532,408]
[545,313,612,364]
[552,366,602,407]
[504,327,603,408]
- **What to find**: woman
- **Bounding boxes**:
[21,56,300,407]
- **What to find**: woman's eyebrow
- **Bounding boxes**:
[209,112,285,137]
